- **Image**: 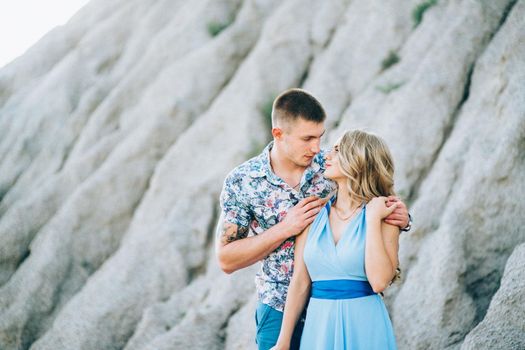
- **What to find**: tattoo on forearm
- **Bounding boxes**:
[220,222,248,245]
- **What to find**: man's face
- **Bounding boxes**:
[276,118,325,167]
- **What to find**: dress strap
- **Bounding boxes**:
[325,195,336,214]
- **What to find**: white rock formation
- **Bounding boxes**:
[0,0,523,349]
[461,242,525,349]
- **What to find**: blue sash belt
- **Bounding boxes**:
[311,279,376,299]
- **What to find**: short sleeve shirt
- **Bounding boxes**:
[219,141,337,311]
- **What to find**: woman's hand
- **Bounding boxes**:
[367,196,398,220]
[270,343,290,350]
[384,196,410,228]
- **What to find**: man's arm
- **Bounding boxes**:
[216,216,290,274]
[216,196,325,274]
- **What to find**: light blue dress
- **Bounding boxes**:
[299,200,397,350]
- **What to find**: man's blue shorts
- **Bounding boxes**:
[255,301,305,350]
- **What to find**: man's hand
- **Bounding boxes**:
[384,196,409,229]
[281,196,327,238]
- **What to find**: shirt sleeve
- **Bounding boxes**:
[219,172,253,230]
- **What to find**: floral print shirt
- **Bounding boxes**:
[219,141,337,311]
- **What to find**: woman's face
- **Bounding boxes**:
[324,143,345,180]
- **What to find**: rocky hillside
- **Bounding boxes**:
[0,0,523,349]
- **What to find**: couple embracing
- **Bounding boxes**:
[216,88,411,350]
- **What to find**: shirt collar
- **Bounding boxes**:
[250,141,327,188]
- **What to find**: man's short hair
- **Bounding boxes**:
[272,88,326,128]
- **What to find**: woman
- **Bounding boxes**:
[271,129,400,349]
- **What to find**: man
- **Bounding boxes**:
[216,88,411,350]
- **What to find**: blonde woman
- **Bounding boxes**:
[272,130,400,350]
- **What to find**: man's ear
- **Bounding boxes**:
[272,127,283,140]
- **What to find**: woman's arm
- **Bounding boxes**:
[381,221,400,281]
[365,198,400,293]
[272,225,312,350]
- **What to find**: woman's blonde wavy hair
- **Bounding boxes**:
[337,129,396,202]
[337,129,401,284]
